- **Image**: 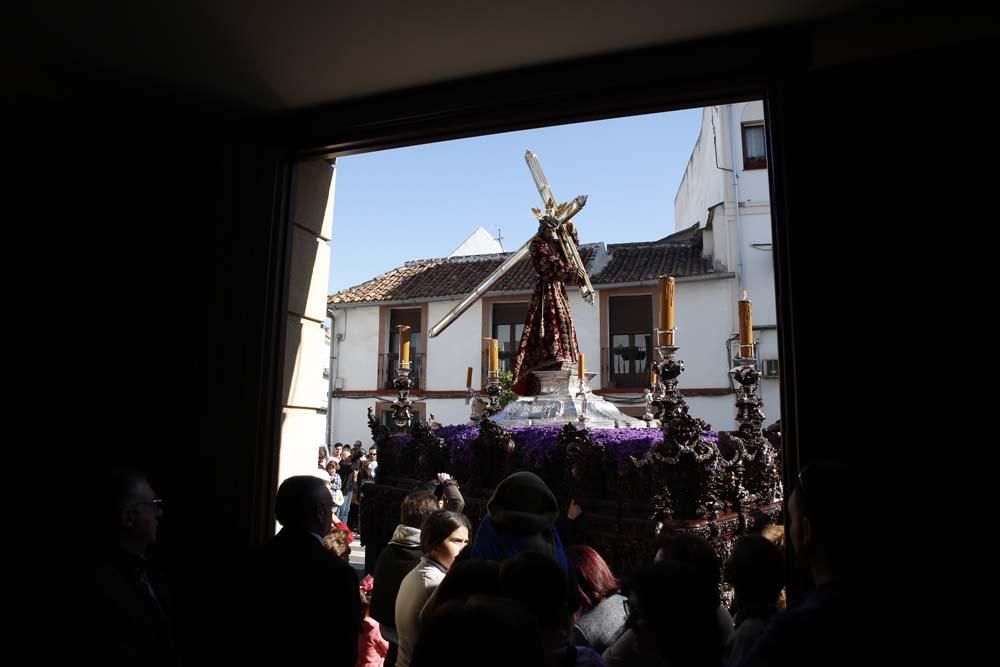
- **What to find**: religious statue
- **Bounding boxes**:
[428,151,646,427]
[429,150,595,395]
[510,215,589,394]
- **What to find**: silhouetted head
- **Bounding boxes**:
[275,475,335,536]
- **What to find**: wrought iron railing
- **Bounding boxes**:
[602,345,651,389]
[377,352,425,390]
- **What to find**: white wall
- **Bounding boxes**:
[284,315,331,409]
[279,408,329,478]
[675,278,734,390]
[426,299,483,390]
[330,397,378,447]
[736,101,771,204]
[279,159,336,487]
[708,203,733,271]
[569,290,601,387]
[674,107,728,233]
[327,290,783,437]
[331,305,380,390]
[670,104,781,432]
[328,305,381,447]
[738,209,776,327]
[684,394,779,434]
[755,328,782,429]
[685,397,736,433]
[684,324,782,432]
[425,397,472,427]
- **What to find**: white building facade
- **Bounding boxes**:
[327,241,758,443]
[673,101,780,429]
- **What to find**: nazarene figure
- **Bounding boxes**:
[510,216,589,395]
[428,151,595,396]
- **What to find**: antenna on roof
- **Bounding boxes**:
[496,226,504,251]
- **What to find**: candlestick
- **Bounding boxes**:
[398,325,411,367]
[738,291,753,357]
[484,338,499,372]
[659,276,675,346]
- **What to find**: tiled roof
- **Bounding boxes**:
[329,238,714,305]
[656,221,701,243]
[590,240,714,285]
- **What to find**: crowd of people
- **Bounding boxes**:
[318,440,380,530]
[81,449,867,667]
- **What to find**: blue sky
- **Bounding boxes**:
[328,108,703,294]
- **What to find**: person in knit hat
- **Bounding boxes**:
[470,471,569,572]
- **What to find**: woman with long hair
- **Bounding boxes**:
[567,545,627,654]
[394,510,470,667]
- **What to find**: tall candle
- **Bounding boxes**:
[738,291,753,357]
[658,276,675,345]
[650,369,657,386]
[484,337,499,372]
[578,353,585,379]
[399,325,411,366]
[466,366,473,388]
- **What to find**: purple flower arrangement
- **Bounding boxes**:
[507,424,565,467]
[435,424,480,465]
[591,428,664,471]
[385,423,720,475]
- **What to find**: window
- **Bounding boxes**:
[492,303,529,372]
[742,122,767,170]
[378,403,424,432]
[608,295,652,389]
[386,308,422,388]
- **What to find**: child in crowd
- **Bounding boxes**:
[357,575,389,667]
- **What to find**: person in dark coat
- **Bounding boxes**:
[736,462,871,667]
[237,475,360,666]
[82,469,179,667]
[370,491,440,665]
[723,535,784,665]
[339,447,360,525]
[470,471,569,572]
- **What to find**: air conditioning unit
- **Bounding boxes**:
[763,359,779,379]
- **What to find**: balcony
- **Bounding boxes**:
[378,352,425,390]
[602,345,651,390]
[479,349,516,385]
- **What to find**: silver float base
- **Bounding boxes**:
[490,368,649,429]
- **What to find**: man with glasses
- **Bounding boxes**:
[236,475,361,666]
[86,469,178,666]
[362,446,378,480]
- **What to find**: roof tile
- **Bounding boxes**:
[329,239,713,305]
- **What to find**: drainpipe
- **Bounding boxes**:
[330,307,349,447]
[727,105,747,296]
[327,311,336,452]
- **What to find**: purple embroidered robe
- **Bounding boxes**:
[511,225,584,395]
